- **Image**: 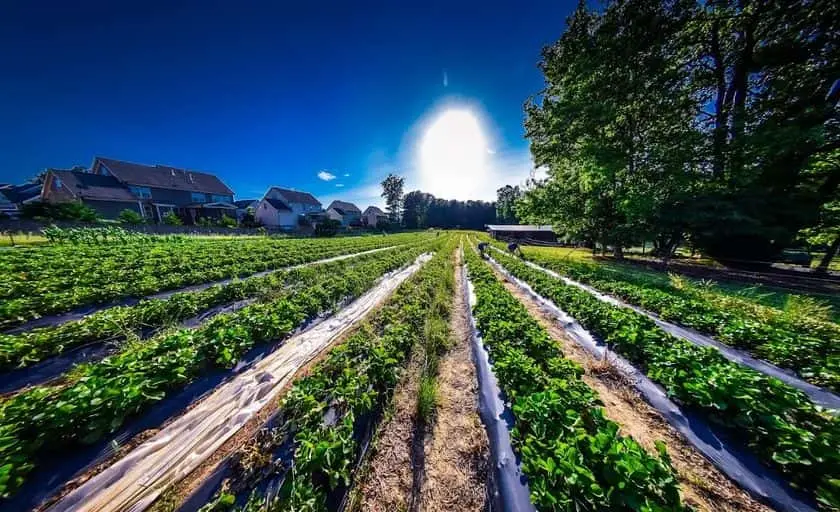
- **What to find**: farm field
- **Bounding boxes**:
[0,230,837,512]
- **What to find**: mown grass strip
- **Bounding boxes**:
[194,236,459,511]
[464,245,686,511]
[0,241,439,499]
[489,248,840,510]
[522,246,840,393]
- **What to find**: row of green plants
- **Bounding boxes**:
[489,248,840,509]
[464,246,686,511]
[41,225,183,244]
[520,247,840,393]
[193,238,457,512]
[0,234,426,328]
[0,242,436,498]
[0,244,416,372]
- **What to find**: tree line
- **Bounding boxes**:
[379,173,497,230]
[515,0,839,270]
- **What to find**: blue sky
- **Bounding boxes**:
[0,1,574,207]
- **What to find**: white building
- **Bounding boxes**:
[362,206,388,227]
[326,200,362,226]
[255,187,322,228]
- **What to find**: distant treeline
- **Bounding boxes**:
[401,191,496,230]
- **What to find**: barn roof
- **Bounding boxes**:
[486,224,554,232]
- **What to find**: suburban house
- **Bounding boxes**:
[362,206,388,227]
[0,182,42,217]
[41,157,236,223]
[255,187,323,228]
[326,200,362,227]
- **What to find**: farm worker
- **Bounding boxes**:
[508,242,522,258]
[478,241,489,258]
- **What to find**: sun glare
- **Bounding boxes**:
[418,109,488,199]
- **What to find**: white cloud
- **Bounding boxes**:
[317,170,337,181]
[343,173,350,177]
[335,183,344,187]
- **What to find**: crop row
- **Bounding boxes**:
[0,233,427,328]
[489,249,840,509]
[0,241,436,498]
[463,246,685,510]
[196,237,457,511]
[523,247,840,393]
[0,246,412,372]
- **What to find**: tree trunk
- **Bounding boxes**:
[816,237,840,273]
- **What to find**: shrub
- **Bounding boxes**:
[314,219,340,237]
[218,214,237,228]
[118,209,145,225]
[162,211,183,226]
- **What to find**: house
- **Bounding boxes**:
[486,224,557,243]
[255,187,322,228]
[326,200,362,227]
[362,206,388,227]
[0,182,42,217]
[42,157,236,223]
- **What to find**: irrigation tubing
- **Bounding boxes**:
[462,261,537,512]
[487,256,818,512]
[2,245,401,335]
[490,247,840,411]
[44,254,433,512]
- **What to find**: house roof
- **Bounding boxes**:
[234,199,258,208]
[263,198,292,211]
[327,200,361,214]
[0,183,42,204]
[363,206,386,216]
[269,187,321,206]
[50,170,139,202]
[96,157,234,195]
[486,224,554,232]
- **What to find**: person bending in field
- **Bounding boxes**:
[478,241,489,259]
[508,242,523,258]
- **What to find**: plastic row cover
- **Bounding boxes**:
[462,263,537,512]
[488,257,818,512]
[491,247,840,411]
[45,253,433,512]
[3,245,397,334]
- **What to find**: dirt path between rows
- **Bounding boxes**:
[420,250,488,512]
[353,346,423,511]
[490,266,770,512]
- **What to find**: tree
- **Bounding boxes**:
[315,218,341,237]
[402,190,433,229]
[496,185,522,223]
[524,0,699,259]
[380,174,405,224]
[118,209,145,225]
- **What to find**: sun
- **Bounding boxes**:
[418,109,489,199]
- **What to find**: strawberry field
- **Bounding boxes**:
[0,230,836,511]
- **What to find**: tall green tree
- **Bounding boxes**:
[523,0,699,259]
[496,185,522,223]
[380,173,405,224]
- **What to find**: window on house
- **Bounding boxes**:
[129,186,152,199]
[211,194,231,203]
[191,192,207,203]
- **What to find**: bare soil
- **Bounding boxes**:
[491,266,772,512]
[354,346,424,512]
[419,251,489,512]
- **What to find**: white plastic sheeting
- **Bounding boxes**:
[46,253,432,512]
[490,247,840,411]
[487,257,818,512]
